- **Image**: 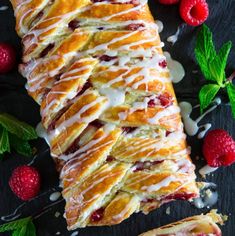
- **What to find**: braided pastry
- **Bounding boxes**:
[139,210,224,236]
[10,0,199,230]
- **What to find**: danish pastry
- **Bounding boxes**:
[139,210,224,236]
[10,0,199,230]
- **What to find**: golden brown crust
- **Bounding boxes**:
[11,0,199,230]
[139,210,223,236]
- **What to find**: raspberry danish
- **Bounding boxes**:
[10,0,199,230]
[139,210,224,236]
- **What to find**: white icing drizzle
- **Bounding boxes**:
[142,175,177,192]
[164,51,185,83]
[99,87,126,108]
[112,195,135,221]
[70,232,79,236]
[0,6,8,11]
[0,203,26,222]
[36,122,50,145]
[179,98,221,138]
[49,191,61,201]
[167,27,180,45]
[155,20,163,33]
[54,211,61,218]
[49,90,107,139]
[199,165,218,177]
[0,189,58,222]
[193,183,218,209]
[115,130,185,158]
[148,105,180,124]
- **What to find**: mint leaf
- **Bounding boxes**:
[17,225,27,236]
[0,113,37,140]
[217,41,232,81]
[25,221,36,236]
[196,24,216,60]
[209,41,232,85]
[0,217,31,232]
[227,82,235,118]
[9,134,33,157]
[0,126,10,154]
[195,24,217,81]
[199,84,220,113]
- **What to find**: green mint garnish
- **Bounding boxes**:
[0,113,38,157]
[0,217,36,236]
[195,24,234,117]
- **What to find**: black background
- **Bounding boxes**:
[0,0,235,235]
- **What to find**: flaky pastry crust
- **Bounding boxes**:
[10,0,199,230]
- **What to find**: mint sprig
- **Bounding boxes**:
[195,24,235,117]
[0,113,38,157]
[0,217,36,236]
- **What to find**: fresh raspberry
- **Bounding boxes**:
[158,0,179,4]
[179,0,209,26]
[0,43,16,73]
[9,165,41,201]
[203,129,235,167]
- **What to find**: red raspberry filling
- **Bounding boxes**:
[158,59,167,68]
[147,93,173,108]
[126,23,145,31]
[90,208,105,222]
[133,160,163,172]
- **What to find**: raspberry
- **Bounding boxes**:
[203,129,235,167]
[90,208,104,222]
[158,0,179,4]
[158,93,173,107]
[158,60,167,68]
[9,165,41,201]
[0,43,16,73]
[179,0,209,26]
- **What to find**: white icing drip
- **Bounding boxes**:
[199,165,218,176]
[115,131,185,159]
[59,124,113,163]
[0,189,57,222]
[0,6,8,11]
[0,203,26,222]
[70,232,79,236]
[164,51,185,83]
[15,0,32,14]
[99,88,126,108]
[101,2,145,21]
[148,105,180,124]
[99,53,168,91]
[197,123,212,139]
[36,122,50,145]
[55,211,61,218]
[49,90,107,139]
[49,192,61,201]
[167,27,180,45]
[179,98,221,137]
[155,20,163,33]
[142,175,177,192]
[193,183,218,209]
[18,9,33,34]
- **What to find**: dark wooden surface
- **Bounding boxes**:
[0,0,235,235]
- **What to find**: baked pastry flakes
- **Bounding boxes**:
[139,210,225,236]
[10,0,199,230]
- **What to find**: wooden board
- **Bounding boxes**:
[0,0,234,235]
